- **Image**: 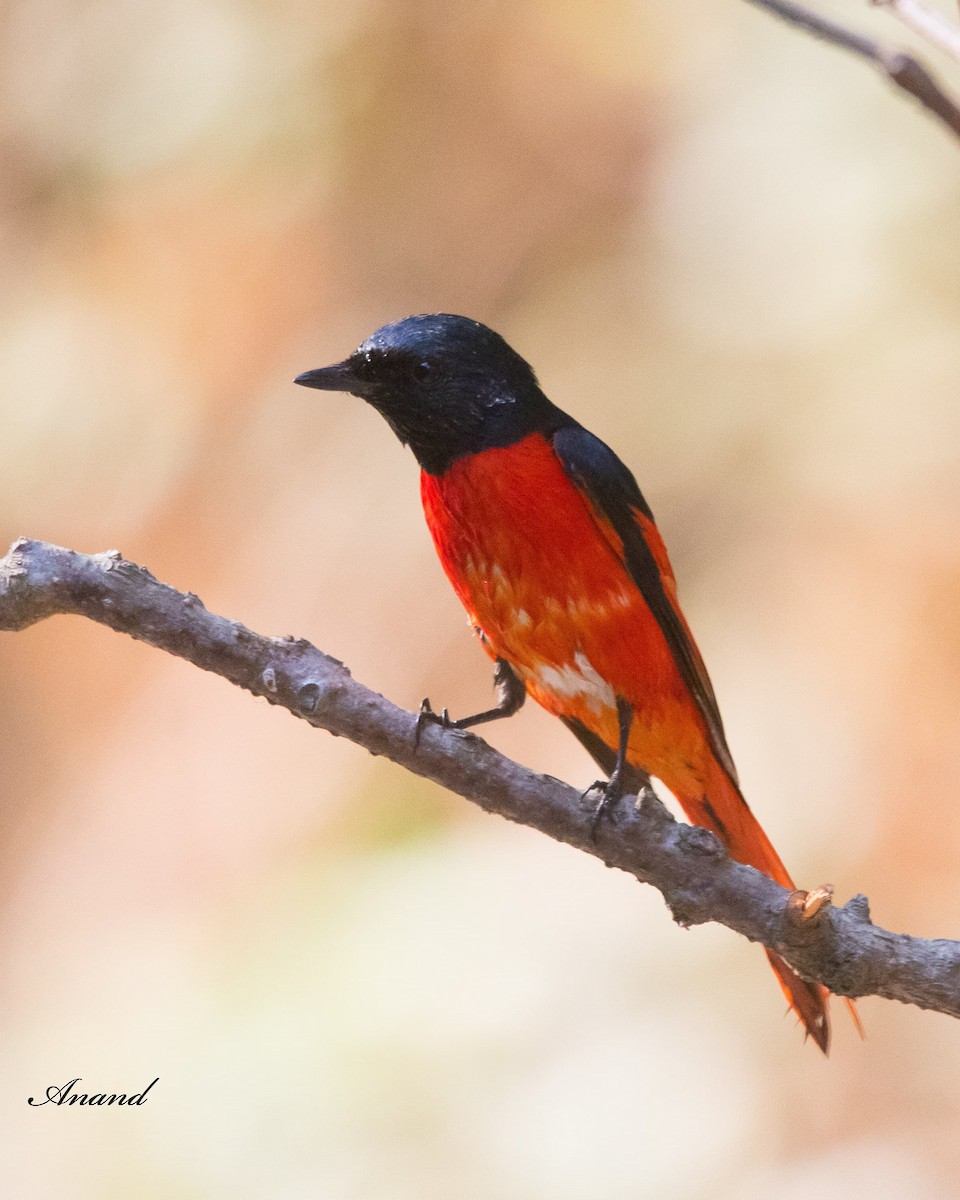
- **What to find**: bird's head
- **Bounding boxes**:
[295,314,563,473]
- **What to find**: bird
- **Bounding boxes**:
[296,312,841,1052]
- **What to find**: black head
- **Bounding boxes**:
[294,314,567,474]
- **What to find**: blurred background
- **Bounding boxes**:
[3,0,960,1195]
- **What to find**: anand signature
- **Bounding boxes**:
[28,1077,158,1107]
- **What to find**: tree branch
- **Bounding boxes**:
[3,537,960,1023]
[743,0,960,141]
[872,0,960,67]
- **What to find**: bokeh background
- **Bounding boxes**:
[3,0,960,1195]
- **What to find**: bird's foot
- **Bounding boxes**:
[583,774,626,842]
[414,697,452,749]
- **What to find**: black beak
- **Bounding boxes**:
[294,360,359,393]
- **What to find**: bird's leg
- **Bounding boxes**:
[415,658,525,747]
[586,696,634,840]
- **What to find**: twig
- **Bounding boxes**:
[872,0,960,66]
[743,0,960,140]
[3,538,960,1023]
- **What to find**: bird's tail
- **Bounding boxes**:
[671,759,834,1053]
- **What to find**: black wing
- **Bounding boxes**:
[553,423,739,786]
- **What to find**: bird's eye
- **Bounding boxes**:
[410,358,438,385]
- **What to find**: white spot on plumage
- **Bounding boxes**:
[533,652,616,714]
[567,597,604,619]
[563,591,633,620]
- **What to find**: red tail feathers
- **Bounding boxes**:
[764,948,830,1053]
[670,759,850,1053]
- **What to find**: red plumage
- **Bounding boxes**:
[423,432,837,1051]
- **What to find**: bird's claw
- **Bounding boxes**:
[414,697,452,749]
[583,776,625,842]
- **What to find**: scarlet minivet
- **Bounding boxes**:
[297,313,853,1052]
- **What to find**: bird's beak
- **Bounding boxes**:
[294,360,359,393]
